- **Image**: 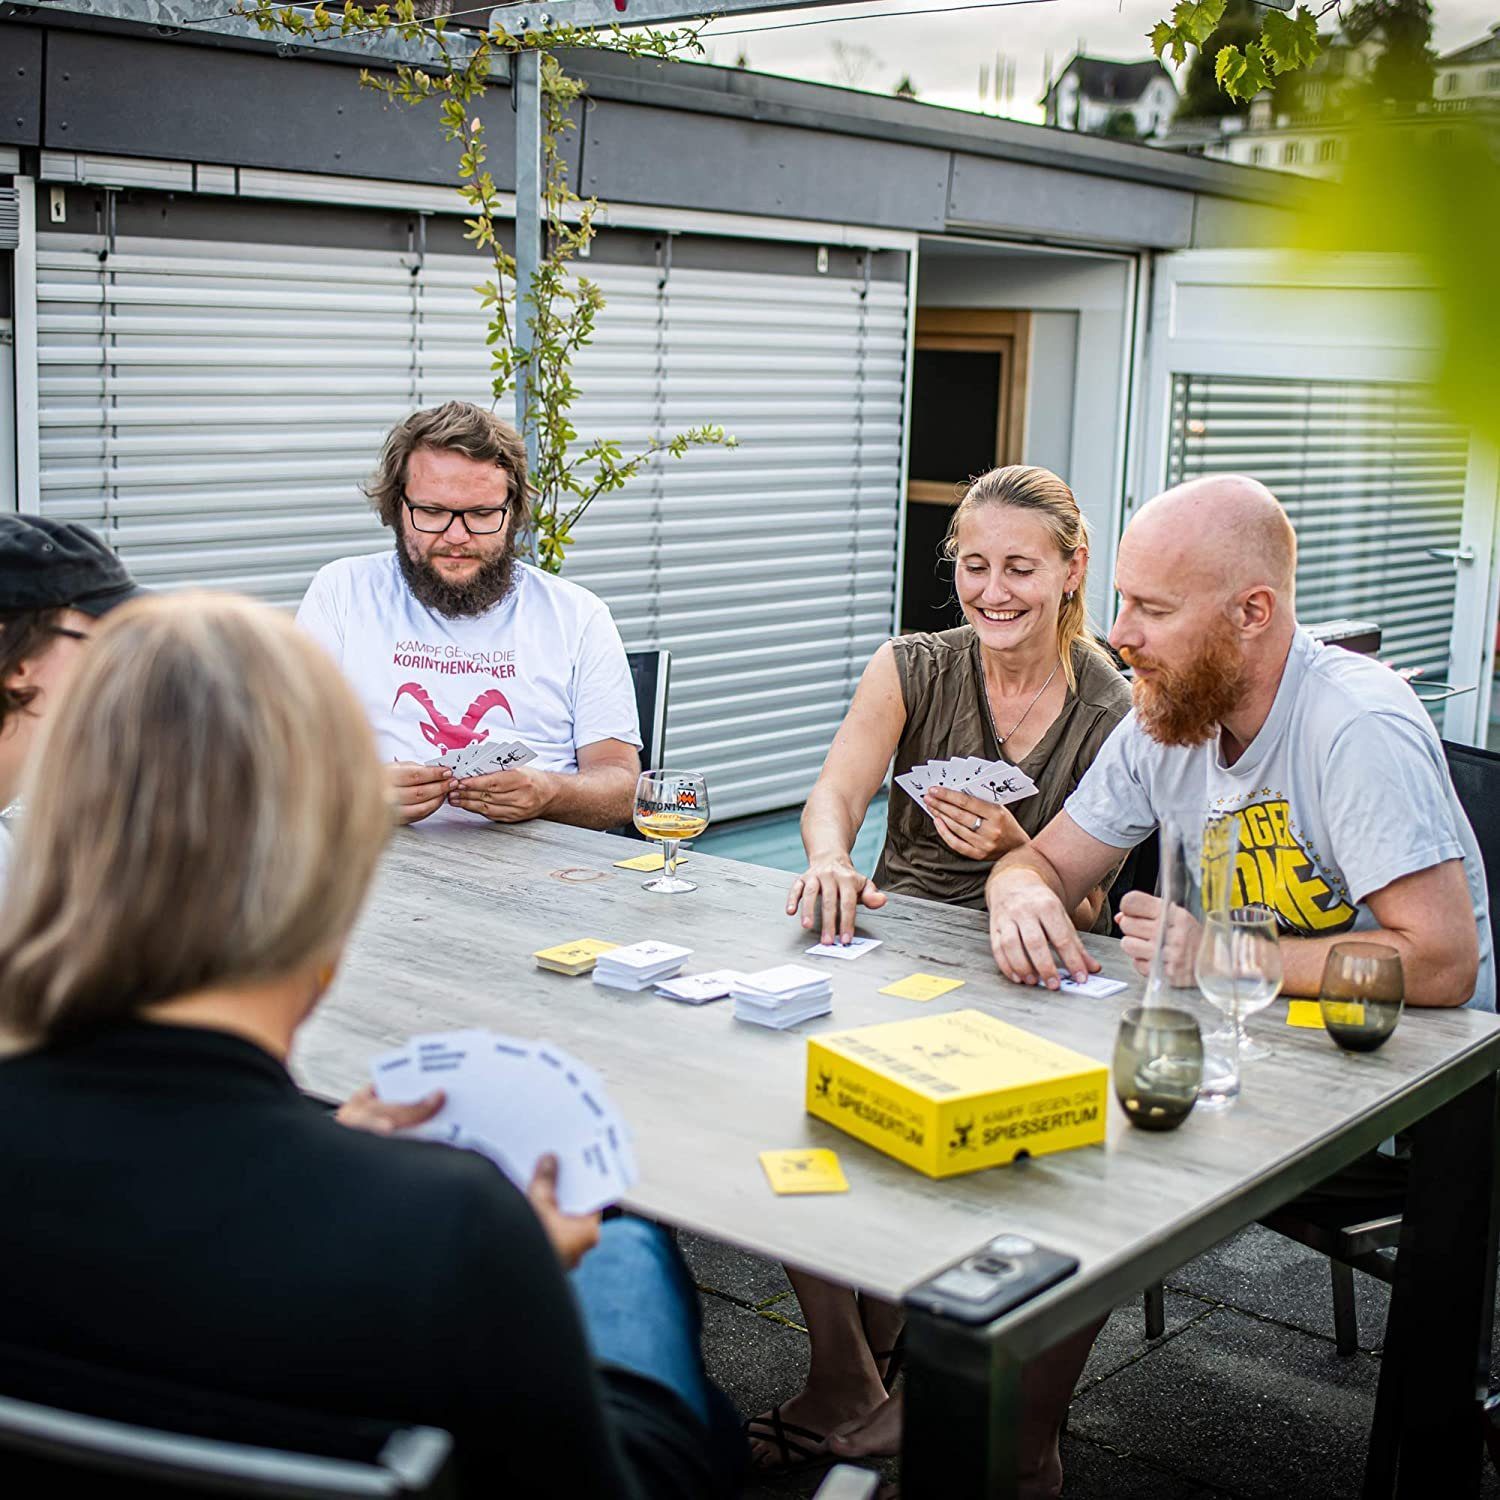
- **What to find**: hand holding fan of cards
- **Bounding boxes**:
[894,755,1037,817]
[372,1029,636,1215]
[426,738,538,780]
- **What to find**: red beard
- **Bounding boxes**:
[1122,621,1248,748]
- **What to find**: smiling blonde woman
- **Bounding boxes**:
[757,465,1131,1487]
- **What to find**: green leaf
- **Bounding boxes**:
[1260,5,1321,76]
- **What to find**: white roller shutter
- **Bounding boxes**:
[33,232,906,819]
[1165,373,1468,673]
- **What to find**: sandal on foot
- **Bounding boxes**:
[744,1403,833,1473]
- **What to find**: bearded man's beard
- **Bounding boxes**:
[397,531,518,619]
[1122,619,1248,748]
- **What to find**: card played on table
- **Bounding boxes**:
[1057,974,1129,998]
[881,972,965,1002]
[655,970,743,1005]
[759,1148,849,1196]
[371,1028,637,1214]
[805,936,883,961]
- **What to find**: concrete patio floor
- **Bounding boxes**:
[685,1222,1500,1499]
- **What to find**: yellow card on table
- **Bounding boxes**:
[533,938,620,975]
[1286,1000,1326,1029]
[880,973,965,1003]
[759,1149,850,1196]
[613,851,690,872]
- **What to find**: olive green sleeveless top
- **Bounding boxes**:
[873,630,1133,924]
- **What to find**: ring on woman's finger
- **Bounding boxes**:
[972,815,982,832]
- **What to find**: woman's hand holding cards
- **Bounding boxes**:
[925,787,1029,862]
[787,853,888,947]
[527,1153,601,1271]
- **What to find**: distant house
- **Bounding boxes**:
[1436,22,1500,107]
[1041,55,1179,139]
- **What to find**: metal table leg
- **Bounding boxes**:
[1370,1072,1500,1498]
[902,1308,1022,1500]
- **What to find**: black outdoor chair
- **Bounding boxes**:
[0,1341,454,1498]
[628,647,672,773]
[0,1339,877,1500]
[1260,738,1500,1355]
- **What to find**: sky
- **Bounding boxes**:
[690,0,1498,125]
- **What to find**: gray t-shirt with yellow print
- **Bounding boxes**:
[1065,628,1494,1011]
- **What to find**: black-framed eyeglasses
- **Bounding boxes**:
[403,495,510,536]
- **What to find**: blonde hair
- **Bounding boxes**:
[942,464,1107,689]
[0,594,392,1042]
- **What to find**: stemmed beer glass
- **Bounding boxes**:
[633,771,710,894]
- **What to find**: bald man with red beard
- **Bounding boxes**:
[987,473,1490,1011]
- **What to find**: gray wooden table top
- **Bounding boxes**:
[294,820,1500,1331]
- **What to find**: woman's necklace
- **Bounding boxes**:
[983,656,1062,747]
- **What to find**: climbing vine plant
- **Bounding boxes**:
[249,3,736,572]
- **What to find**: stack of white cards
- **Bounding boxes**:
[731,964,833,1030]
[894,756,1037,816]
[371,1029,636,1214]
[654,970,744,1005]
[427,738,538,780]
[593,940,693,992]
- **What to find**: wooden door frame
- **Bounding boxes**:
[907,308,1032,506]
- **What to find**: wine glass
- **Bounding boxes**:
[632,771,710,894]
[1197,905,1284,1063]
[1319,942,1404,1052]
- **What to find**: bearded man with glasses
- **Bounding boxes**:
[297,402,642,828]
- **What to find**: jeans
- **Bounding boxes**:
[571,1215,713,1426]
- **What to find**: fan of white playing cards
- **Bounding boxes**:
[427,738,538,780]
[894,756,1037,816]
[371,1030,637,1215]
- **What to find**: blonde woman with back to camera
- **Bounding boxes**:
[753,466,1132,1492]
[0,594,736,1500]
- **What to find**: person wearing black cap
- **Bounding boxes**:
[0,516,143,895]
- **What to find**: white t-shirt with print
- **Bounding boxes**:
[1065,628,1494,1011]
[296,552,641,826]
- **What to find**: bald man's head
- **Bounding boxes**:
[1109,475,1299,747]
[1129,475,1296,601]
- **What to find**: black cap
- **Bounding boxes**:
[0,516,145,618]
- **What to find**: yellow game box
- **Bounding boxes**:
[806,1009,1107,1178]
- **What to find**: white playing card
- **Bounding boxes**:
[956,760,1038,807]
[655,970,744,1004]
[894,769,934,814]
[805,936,883,961]
[1058,974,1130,998]
[598,940,693,972]
[370,1028,637,1216]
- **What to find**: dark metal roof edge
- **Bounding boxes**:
[562,49,1308,210]
[2,4,1311,211]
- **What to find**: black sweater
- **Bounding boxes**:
[0,1020,714,1499]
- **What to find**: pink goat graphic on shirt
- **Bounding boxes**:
[391,683,513,754]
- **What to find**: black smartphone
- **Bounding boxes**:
[904,1234,1080,1325]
